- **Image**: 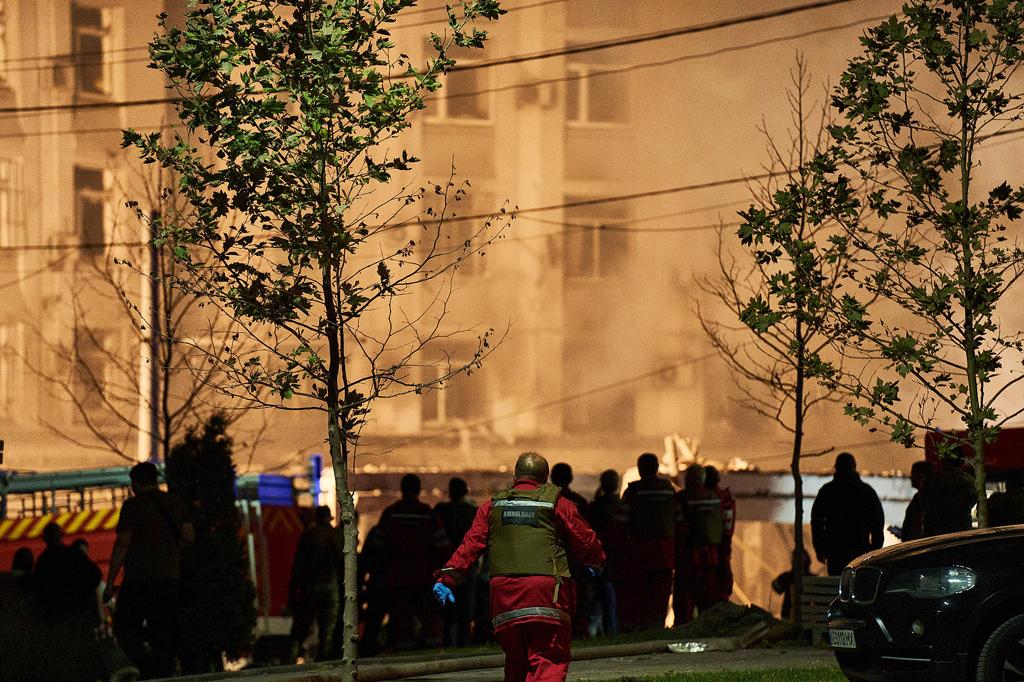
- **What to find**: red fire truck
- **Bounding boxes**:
[0,466,311,643]
[924,426,1024,477]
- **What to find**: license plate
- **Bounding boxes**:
[829,628,857,649]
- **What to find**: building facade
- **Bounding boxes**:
[0,0,914,476]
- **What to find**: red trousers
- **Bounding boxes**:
[614,568,672,631]
[673,547,720,626]
[495,620,571,682]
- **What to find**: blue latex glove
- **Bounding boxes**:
[585,566,602,578]
[433,582,455,605]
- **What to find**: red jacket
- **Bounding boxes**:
[609,477,684,576]
[436,479,604,632]
[375,498,451,587]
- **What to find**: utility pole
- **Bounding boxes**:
[148,210,161,463]
[137,210,161,463]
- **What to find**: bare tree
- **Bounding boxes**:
[24,160,264,464]
[697,56,858,626]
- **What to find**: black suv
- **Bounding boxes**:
[827,525,1024,681]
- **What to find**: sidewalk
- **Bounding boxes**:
[176,642,838,681]
[404,647,838,681]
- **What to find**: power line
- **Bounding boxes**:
[443,13,888,102]
[382,352,720,449]
[0,0,564,67]
[743,437,897,465]
[0,172,785,254]
[0,0,566,76]
[0,0,858,117]
[0,10,887,140]
[451,0,856,73]
[8,119,1024,254]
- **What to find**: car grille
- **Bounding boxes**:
[840,566,882,604]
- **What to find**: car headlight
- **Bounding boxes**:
[883,567,976,598]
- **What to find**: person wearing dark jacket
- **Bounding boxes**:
[433,452,604,682]
[434,477,479,648]
[899,461,933,541]
[588,470,620,637]
[810,453,884,576]
[613,453,683,630]
[920,457,976,537]
[988,469,1024,527]
[551,463,589,520]
[33,523,102,627]
[288,505,343,661]
[551,462,593,638]
[675,464,722,624]
[374,474,451,650]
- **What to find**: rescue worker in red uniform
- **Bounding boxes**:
[610,452,683,631]
[432,452,604,682]
[374,473,451,649]
[674,464,723,625]
[704,465,735,603]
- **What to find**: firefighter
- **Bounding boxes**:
[704,465,735,603]
[674,464,722,625]
[611,453,681,631]
[374,473,450,650]
[432,452,604,682]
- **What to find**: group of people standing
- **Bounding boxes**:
[312,452,737,677]
[610,453,735,630]
[4,462,193,680]
[811,451,1024,580]
[428,451,736,682]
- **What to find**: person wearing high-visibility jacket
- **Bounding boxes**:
[609,452,684,631]
[674,464,723,625]
[704,465,736,603]
[433,452,604,682]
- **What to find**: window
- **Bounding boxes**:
[427,44,491,121]
[75,166,105,259]
[72,3,112,95]
[423,189,491,276]
[0,158,21,248]
[0,0,8,84]
[562,198,629,279]
[0,324,20,417]
[565,63,629,125]
[421,360,486,425]
[73,326,112,424]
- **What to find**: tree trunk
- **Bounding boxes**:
[791,321,805,629]
[329,419,359,680]
[973,438,988,528]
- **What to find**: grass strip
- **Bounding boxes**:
[605,668,846,682]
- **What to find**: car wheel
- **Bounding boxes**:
[978,613,1024,681]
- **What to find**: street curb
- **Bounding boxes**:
[170,624,772,681]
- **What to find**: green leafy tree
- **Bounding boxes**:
[698,56,857,626]
[123,1,505,674]
[815,0,1024,526]
[166,414,256,673]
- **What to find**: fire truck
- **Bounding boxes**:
[0,466,312,643]
[924,426,1024,479]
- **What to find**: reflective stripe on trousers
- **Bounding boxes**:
[493,606,570,628]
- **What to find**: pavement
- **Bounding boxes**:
[404,647,839,681]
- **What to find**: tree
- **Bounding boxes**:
[123,1,506,675]
[165,414,256,673]
[818,0,1024,526]
[697,56,857,626]
[23,163,264,463]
